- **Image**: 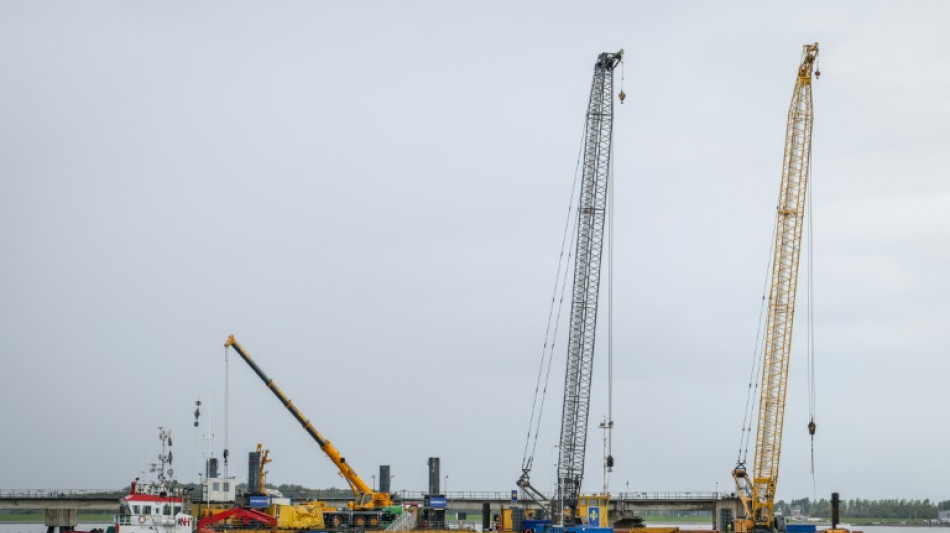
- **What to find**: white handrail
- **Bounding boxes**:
[385,509,417,531]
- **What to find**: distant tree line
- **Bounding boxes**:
[235,482,353,500]
[775,498,950,520]
[163,482,352,500]
[110,481,355,501]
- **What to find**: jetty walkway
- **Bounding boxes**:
[0,489,742,532]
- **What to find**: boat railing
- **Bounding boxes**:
[115,515,178,526]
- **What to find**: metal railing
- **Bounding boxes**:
[616,492,720,501]
[394,491,523,501]
[0,489,722,502]
[391,490,720,502]
[384,509,416,532]
[0,490,124,499]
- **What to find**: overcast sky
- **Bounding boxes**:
[2,1,948,504]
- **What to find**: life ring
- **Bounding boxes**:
[138,516,146,524]
[525,529,534,533]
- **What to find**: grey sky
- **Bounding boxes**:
[2,1,947,504]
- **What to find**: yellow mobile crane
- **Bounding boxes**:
[732,43,819,533]
[225,335,395,528]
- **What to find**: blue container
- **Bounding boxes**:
[524,519,552,533]
[786,524,817,533]
[248,494,269,508]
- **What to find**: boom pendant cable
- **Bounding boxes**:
[529,222,578,466]
[521,114,591,474]
[737,222,776,466]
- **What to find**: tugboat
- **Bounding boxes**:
[114,428,195,533]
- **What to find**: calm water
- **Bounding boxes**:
[856,529,950,533]
[1,525,947,533]
[648,527,950,533]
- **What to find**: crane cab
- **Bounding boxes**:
[575,494,611,527]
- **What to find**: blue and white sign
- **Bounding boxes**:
[429,496,447,509]
[587,506,601,527]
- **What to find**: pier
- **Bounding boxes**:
[0,489,742,531]
[389,490,741,530]
[0,490,121,533]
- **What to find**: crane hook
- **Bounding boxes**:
[618,90,626,103]
[807,419,816,436]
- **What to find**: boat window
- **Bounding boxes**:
[133,506,140,514]
[223,483,230,491]
[174,506,181,514]
[143,506,152,515]
[213,482,220,491]
[164,505,171,515]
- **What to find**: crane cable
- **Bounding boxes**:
[619,56,626,104]
[521,115,588,475]
[224,343,230,479]
[806,95,818,499]
[737,220,776,467]
[604,62,620,481]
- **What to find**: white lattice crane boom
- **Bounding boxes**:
[517,49,623,525]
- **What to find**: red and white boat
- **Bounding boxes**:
[114,429,194,533]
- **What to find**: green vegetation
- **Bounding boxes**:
[844,517,938,526]
[230,482,352,500]
[0,514,38,522]
[640,515,712,524]
[0,512,113,523]
[776,497,950,521]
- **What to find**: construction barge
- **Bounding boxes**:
[136,44,835,533]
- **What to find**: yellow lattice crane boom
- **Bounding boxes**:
[733,42,818,533]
